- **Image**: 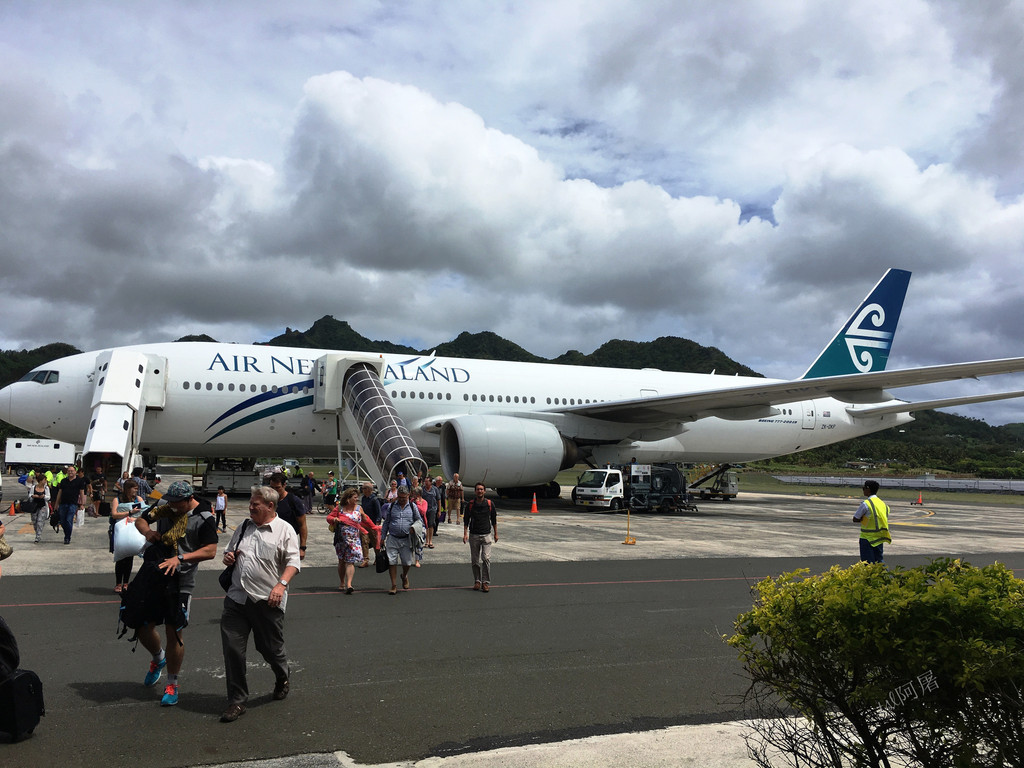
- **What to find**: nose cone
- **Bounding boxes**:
[0,383,12,424]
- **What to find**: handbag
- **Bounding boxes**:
[0,534,12,561]
[219,519,251,591]
[374,547,389,573]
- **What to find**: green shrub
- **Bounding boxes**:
[726,559,1024,767]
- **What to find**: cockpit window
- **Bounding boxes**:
[18,370,58,384]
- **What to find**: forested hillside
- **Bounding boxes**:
[756,410,1024,477]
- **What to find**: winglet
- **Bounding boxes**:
[801,269,912,379]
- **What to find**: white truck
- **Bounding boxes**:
[4,437,77,476]
[572,463,694,513]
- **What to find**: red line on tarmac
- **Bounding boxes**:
[5,568,1024,609]
[0,574,769,609]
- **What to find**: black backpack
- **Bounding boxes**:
[116,562,169,643]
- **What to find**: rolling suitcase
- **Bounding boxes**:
[0,669,45,742]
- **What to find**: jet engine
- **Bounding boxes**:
[439,415,577,487]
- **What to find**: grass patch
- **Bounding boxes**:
[739,471,1024,507]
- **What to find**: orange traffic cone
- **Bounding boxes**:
[911,492,923,506]
[8,502,14,516]
[530,493,539,514]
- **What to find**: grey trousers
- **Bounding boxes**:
[31,502,48,539]
[220,595,289,705]
[469,532,493,584]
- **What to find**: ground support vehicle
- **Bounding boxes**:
[687,464,739,500]
[572,463,696,513]
[4,437,77,476]
[201,458,262,494]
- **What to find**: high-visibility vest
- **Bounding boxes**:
[860,496,892,545]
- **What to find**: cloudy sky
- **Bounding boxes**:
[2,1,1023,422]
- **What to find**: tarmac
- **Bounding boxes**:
[2,471,1023,768]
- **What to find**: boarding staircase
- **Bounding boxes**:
[313,354,427,488]
[82,349,168,476]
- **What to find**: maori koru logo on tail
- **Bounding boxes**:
[844,303,892,373]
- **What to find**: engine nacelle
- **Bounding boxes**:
[439,415,577,487]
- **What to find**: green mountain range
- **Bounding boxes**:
[1,316,1020,474]
[262,316,756,374]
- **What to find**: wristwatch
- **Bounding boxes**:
[299,546,307,552]
[177,554,185,563]
[278,579,289,588]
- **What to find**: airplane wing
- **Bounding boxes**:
[845,389,1024,418]
[558,357,1024,424]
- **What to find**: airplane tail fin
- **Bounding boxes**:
[801,268,912,379]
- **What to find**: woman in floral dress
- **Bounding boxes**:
[327,488,377,594]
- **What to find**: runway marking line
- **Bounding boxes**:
[5,567,1024,609]
[0,574,774,609]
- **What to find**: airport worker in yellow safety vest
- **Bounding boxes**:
[853,479,891,564]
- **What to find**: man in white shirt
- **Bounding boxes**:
[219,485,301,723]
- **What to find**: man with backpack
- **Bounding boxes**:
[132,481,219,706]
[462,483,498,592]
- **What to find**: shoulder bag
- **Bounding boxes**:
[219,519,252,592]
[375,547,389,573]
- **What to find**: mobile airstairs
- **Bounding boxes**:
[312,354,428,488]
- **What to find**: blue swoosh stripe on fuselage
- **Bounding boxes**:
[204,395,315,443]
[205,379,315,431]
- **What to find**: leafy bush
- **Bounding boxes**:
[726,559,1024,767]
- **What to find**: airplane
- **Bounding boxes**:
[2,268,1024,493]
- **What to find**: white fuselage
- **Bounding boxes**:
[0,342,912,470]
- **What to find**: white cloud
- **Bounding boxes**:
[0,1,1022,424]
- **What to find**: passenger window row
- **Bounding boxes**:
[388,391,604,406]
[390,391,454,401]
[175,380,604,407]
[464,394,536,404]
[180,381,311,394]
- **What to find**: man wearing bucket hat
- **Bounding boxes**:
[133,480,219,707]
